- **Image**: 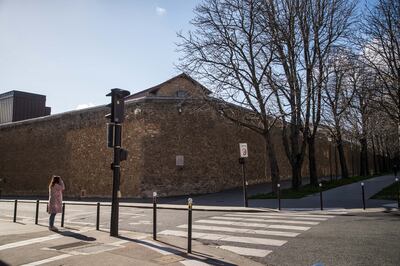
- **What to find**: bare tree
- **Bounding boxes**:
[177,0,281,189]
[367,104,397,173]
[263,0,356,188]
[346,59,376,176]
[361,0,400,158]
[322,48,356,179]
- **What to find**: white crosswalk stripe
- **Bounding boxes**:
[235,212,336,218]
[224,213,328,221]
[177,224,300,237]
[218,245,272,257]
[159,211,336,259]
[210,216,320,225]
[196,219,311,231]
[159,230,287,246]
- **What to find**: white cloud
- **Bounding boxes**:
[155,6,166,16]
[76,103,95,110]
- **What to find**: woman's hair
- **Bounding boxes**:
[49,175,61,189]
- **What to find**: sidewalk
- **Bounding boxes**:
[1,175,398,265]
[165,174,399,210]
[0,220,262,266]
[1,175,397,211]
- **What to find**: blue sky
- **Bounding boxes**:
[0,0,377,114]
[0,0,201,113]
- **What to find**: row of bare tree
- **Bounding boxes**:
[177,0,400,190]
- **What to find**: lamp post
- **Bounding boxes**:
[398,124,400,173]
[319,183,323,210]
[395,178,399,209]
[334,141,338,180]
[350,138,355,177]
[328,137,333,182]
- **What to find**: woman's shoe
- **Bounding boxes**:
[49,226,58,231]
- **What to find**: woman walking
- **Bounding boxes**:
[48,175,65,231]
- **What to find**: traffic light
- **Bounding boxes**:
[106,88,130,123]
[105,88,130,237]
[120,148,128,161]
[107,123,114,148]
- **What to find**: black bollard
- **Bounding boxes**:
[319,183,323,211]
[153,192,157,240]
[187,198,193,254]
[396,178,399,209]
[239,158,248,207]
[35,200,40,224]
[13,199,18,223]
[361,182,366,210]
[96,202,100,230]
[277,184,281,210]
[61,203,65,227]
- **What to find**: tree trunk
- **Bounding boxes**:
[378,136,385,172]
[281,122,305,190]
[351,144,355,177]
[337,139,349,179]
[371,136,378,174]
[291,161,302,189]
[290,125,303,190]
[265,131,280,193]
[308,136,318,186]
[360,137,369,176]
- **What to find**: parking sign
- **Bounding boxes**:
[239,143,248,158]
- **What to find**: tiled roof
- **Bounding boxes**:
[125,73,212,100]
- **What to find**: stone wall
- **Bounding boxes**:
[0,106,144,198]
[0,115,72,196]
[136,99,267,197]
[0,96,368,199]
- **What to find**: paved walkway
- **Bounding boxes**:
[1,174,397,211]
[0,174,398,265]
[0,220,261,266]
[166,174,399,210]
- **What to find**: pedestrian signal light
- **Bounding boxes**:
[105,88,130,123]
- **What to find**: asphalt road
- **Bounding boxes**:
[1,200,399,266]
[257,211,400,266]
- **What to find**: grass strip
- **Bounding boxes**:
[250,174,386,200]
[371,182,400,200]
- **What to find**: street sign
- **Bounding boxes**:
[239,143,248,158]
[176,155,184,167]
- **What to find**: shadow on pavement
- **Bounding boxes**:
[0,260,10,266]
[56,230,96,241]
[117,236,236,266]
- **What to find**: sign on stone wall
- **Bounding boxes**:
[239,143,248,158]
[176,155,184,167]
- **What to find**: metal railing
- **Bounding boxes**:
[4,181,397,254]
[1,195,198,253]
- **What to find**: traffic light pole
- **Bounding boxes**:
[110,123,122,237]
[106,88,130,237]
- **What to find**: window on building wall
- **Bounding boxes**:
[176,90,190,98]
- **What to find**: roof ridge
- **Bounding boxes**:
[126,73,211,100]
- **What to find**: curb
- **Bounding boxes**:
[0,199,277,212]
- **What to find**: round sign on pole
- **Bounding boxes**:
[239,143,248,158]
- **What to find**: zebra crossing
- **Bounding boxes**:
[159,211,340,258]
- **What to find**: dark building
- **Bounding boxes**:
[0,90,51,124]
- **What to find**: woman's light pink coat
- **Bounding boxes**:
[48,180,65,214]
